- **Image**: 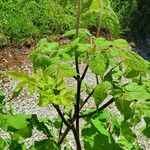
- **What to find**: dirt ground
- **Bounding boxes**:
[0,45,35,71]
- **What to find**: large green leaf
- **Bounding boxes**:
[124,51,150,74]
[120,121,136,143]
[115,98,134,120]
[112,39,131,50]
[59,64,76,77]
[91,118,109,136]
[95,38,112,50]
[82,124,121,150]
[77,43,93,54]
[89,51,109,77]
[34,139,60,150]
[0,114,32,138]
[123,83,150,101]
[93,81,112,107]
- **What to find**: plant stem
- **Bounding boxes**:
[75,53,80,76]
[72,124,82,150]
[53,105,70,127]
[96,75,99,84]
[74,78,81,147]
[58,127,70,145]
[79,89,95,111]
[79,98,114,118]
[76,0,81,37]
[81,64,89,81]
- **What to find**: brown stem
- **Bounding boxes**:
[79,98,114,118]
[72,125,82,150]
[75,53,80,76]
[81,64,89,81]
[96,75,99,84]
[53,105,70,127]
[74,79,81,143]
[79,89,95,111]
[58,127,70,145]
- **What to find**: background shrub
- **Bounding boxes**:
[0,0,76,46]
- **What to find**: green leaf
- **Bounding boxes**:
[142,127,150,138]
[112,39,131,50]
[9,141,27,150]
[91,118,109,136]
[89,51,109,77]
[0,114,32,138]
[59,64,76,77]
[0,139,8,150]
[66,37,81,55]
[38,88,75,106]
[120,121,136,143]
[11,82,26,99]
[124,83,142,92]
[63,28,92,39]
[124,51,150,74]
[123,83,150,101]
[111,117,121,137]
[29,115,53,139]
[95,38,112,49]
[6,71,31,81]
[115,98,134,120]
[34,139,59,150]
[41,42,59,53]
[0,91,5,104]
[141,117,150,138]
[53,117,62,128]
[93,81,112,107]
[77,43,93,54]
[82,124,121,150]
[64,146,73,150]
[124,69,139,78]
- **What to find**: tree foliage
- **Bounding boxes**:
[1,28,150,149]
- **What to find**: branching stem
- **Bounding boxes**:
[79,98,114,118]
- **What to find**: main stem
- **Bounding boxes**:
[75,79,81,150]
[76,0,81,37]
[74,0,82,149]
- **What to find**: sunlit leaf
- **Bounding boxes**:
[93,81,112,107]
[89,51,109,77]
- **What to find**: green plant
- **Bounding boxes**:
[0,0,76,46]
[1,0,150,149]
[81,0,120,37]
[1,27,150,149]
[110,0,138,33]
[0,0,122,47]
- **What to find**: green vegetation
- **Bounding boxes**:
[1,0,150,47]
[0,0,76,46]
[0,0,150,149]
[1,29,150,149]
[0,0,121,47]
